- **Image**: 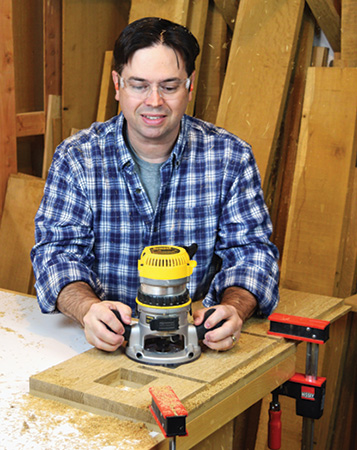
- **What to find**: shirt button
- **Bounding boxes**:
[153,227,158,232]
[135,188,142,194]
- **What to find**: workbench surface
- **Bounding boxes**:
[0,288,347,449]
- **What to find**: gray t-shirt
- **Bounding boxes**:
[124,127,163,210]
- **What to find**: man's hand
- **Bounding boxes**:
[57,282,132,352]
[193,286,257,351]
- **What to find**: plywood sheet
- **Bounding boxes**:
[30,332,279,424]
[280,67,357,297]
[215,0,304,190]
[0,174,45,293]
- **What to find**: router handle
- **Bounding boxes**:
[195,308,226,340]
[107,310,132,341]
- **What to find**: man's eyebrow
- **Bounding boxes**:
[127,76,183,83]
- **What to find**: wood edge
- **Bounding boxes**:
[344,294,357,312]
[154,352,296,449]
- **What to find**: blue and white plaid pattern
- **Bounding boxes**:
[31,114,279,316]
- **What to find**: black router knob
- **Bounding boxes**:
[106,310,131,341]
[195,308,226,340]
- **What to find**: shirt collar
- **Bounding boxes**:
[114,113,189,170]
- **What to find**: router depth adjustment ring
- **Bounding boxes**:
[137,289,190,307]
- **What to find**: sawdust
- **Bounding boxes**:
[0,325,24,339]
[17,393,160,449]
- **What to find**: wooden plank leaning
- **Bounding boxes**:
[215,0,304,192]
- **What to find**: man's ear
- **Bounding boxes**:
[112,70,120,101]
[188,70,196,101]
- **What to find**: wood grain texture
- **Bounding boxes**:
[0,0,17,217]
[96,51,117,123]
[0,174,45,293]
[212,0,238,31]
[215,0,304,190]
[129,0,189,23]
[280,68,357,297]
[29,290,348,449]
[306,0,341,52]
[185,0,209,117]
[341,0,357,66]
[43,0,62,107]
[30,332,281,424]
[42,95,62,179]
[270,8,315,254]
[62,0,130,138]
[16,111,45,137]
[195,0,228,123]
[338,168,357,297]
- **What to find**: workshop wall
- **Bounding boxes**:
[0,1,356,449]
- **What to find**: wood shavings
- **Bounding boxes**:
[4,393,160,450]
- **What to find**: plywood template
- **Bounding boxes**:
[215,0,304,191]
[29,289,347,448]
[0,174,45,293]
[280,67,357,297]
[30,332,281,425]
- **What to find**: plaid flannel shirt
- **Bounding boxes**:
[31,113,279,316]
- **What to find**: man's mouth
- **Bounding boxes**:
[142,114,166,120]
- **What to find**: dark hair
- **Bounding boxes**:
[113,17,200,76]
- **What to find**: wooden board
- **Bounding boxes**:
[0,0,17,217]
[96,51,117,123]
[42,95,62,179]
[0,174,45,294]
[244,288,348,337]
[270,7,316,254]
[195,0,228,124]
[62,0,130,139]
[185,0,209,117]
[215,0,304,191]
[29,290,350,449]
[43,0,62,109]
[341,0,357,66]
[338,168,357,297]
[30,332,281,425]
[129,0,189,24]
[16,111,45,138]
[280,68,357,297]
[306,0,341,52]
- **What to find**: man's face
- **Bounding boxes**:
[112,44,194,149]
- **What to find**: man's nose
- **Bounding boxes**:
[145,86,165,106]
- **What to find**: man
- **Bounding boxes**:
[31,17,279,353]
